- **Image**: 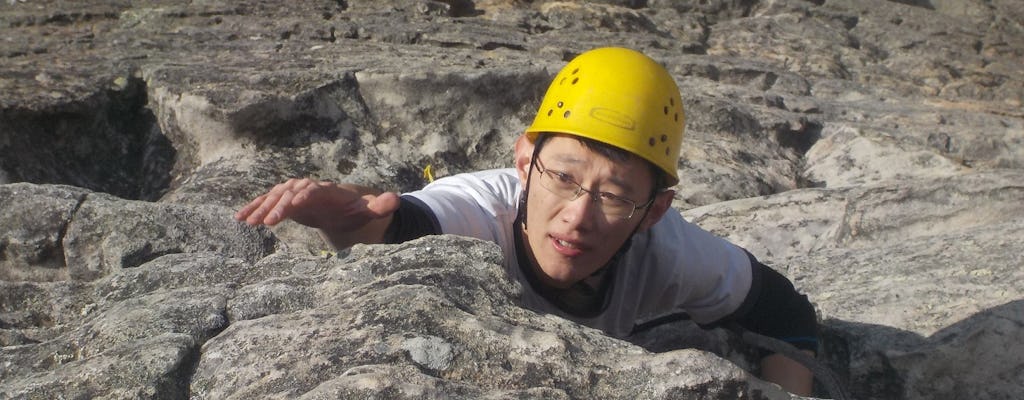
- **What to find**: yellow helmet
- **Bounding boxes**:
[525,47,685,187]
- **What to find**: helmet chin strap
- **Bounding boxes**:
[518,134,547,233]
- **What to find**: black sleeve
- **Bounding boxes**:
[382,196,442,244]
[717,252,819,354]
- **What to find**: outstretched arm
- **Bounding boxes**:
[761,351,814,396]
[728,256,819,396]
[234,178,401,249]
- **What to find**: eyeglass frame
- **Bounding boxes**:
[532,158,657,221]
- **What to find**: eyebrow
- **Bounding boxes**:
[545,153,637,194]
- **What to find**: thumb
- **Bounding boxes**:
[363,192,401,218]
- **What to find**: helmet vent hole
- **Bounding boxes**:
[559,77,566,85]
[571,77,579,85]
[674,113,679,122]
[648,137,656,146]
[547,109,553,116]
[661,134,667,142]
[670,98,675,106]
[663,106,669,115]
[572,68,579,75]
[665,148,670,156]
[563,110,571,118]
[556,101,564,108]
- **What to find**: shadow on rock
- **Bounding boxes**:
[821,300,1024,400]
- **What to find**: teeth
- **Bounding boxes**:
[556,239,577,249]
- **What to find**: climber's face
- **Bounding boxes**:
[514,134,672,289]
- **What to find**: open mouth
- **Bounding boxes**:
[550,235,584,257]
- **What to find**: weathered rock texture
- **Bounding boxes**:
[1,0,1022,399]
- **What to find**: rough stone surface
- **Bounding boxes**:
[2,0,1023,399]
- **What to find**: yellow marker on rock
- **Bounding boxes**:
[423,164,435,183]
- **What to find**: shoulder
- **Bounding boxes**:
[645,212,745,259]
[619,212,754,322]
[419,168,521,201]
[400,168,521,245]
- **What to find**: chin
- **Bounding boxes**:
[546,267,589,288]
[535,264,574,288]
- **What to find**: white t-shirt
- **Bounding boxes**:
[403,169,753,338]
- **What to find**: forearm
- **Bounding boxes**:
[319,212,393,249]
[730,254,820,395]
[761,351,814,396]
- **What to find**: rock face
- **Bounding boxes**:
[1,1,1022,399]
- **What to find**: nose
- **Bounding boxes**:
[559,191,598,230]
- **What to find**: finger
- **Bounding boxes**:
[239,178,318,225]
[290,182,318,207]
[264,189,297,225]
[294,182,356,212]
[234,194,267,221]
[246,187,287,226]
[288,179,332,204]
[290,178,317,192]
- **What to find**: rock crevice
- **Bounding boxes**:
[2,1,1022,399]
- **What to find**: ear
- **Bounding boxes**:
[514,133,535,184]
[637,189,675,231]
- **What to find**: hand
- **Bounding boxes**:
[235,178,400,236]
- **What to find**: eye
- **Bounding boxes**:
[598,192,624,202]
[599,191,634,206]
[551,170,575,184]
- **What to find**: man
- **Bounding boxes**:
[236,47,818,395]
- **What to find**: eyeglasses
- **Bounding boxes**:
[534,160,655,220]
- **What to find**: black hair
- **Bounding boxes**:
[534,133,667,194]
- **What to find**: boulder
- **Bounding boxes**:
[1,0,1022,399]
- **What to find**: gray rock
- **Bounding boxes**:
[1,0,1022,399]
[889,300,1024,400]
[0,76,173,201]
[62,191,278,281]
[0,184,88,281]
[0,333,197,399]
[189,236,791,399]
[686,172,1024,399]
